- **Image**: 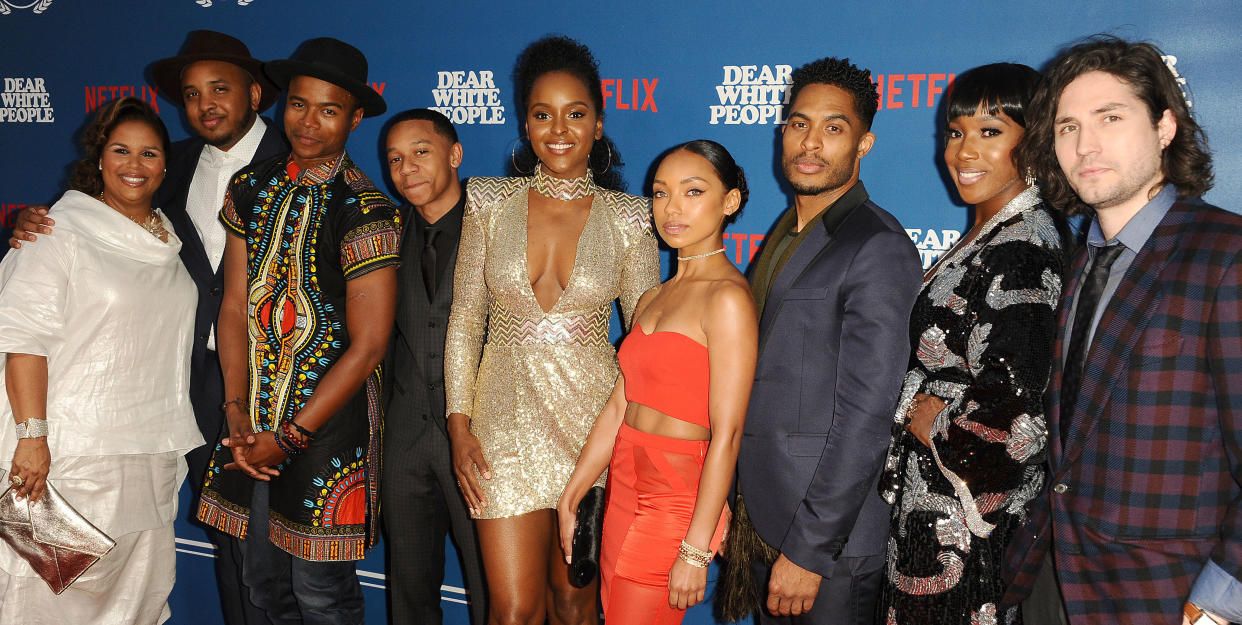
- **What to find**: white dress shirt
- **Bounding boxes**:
[183,116,267,350]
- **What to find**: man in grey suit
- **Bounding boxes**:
[380,108,487,625]
[736,56,922,624]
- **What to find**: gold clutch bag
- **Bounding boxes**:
[0,481,115,594]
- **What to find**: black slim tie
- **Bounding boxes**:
[1060,244,1125,443]
[421,226,440,302]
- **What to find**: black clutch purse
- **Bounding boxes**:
[568,485,605,588]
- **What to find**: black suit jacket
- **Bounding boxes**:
[385,190,465,441]
[155,119,286,444]
[738,186,922,576]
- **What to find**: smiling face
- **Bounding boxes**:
[651,149,739,253]
[284,75,363,168]
[525,71,602,179]
[386,119,462,216]
[99,119,166,214]
[1053,70,1175,221]
[180,59,261,150]
[944,105,1026,214]
[781,83,874,201]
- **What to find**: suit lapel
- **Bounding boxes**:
[1057,205,1189,470]
[161,139,214,284]
[757,223,833,355]
[1048,248,1086,461]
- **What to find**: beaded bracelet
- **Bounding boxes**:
[289,421,316,441]
[281,421,311,451]
[677,540,713,568]
[271,430,301,457]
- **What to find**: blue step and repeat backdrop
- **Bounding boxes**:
[2,1,1240,623]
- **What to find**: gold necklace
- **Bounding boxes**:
[677,247,726,261]
[100,193,168,240]
[132,212,168,239]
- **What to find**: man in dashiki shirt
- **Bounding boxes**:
[196,38,399,623]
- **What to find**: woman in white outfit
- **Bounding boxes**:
[0,96,203,625]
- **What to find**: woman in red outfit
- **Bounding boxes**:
[558,140,758,624]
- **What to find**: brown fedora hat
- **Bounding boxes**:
[265,37,386,117]
[150,30,279,112]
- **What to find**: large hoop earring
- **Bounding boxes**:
[598,140,612,175]
[509,138,534,175]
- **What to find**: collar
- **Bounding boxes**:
[285,150,350,186]
[815,180,869,235]
[409,180,466,238]
[201,117,267,169]
[1086,184,1176,253]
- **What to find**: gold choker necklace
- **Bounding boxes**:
[677,247,726,261]
[532,163,595,201]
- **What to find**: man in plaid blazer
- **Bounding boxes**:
[1001,37,1242,625]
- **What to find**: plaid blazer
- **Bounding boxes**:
[1001,200,1242,623]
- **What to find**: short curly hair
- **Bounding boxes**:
[510,34,625,191]
[69,97,170,197]
[787,57,879,131]
[1017,35,1213,216]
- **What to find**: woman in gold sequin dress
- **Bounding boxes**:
[444,36,660,624]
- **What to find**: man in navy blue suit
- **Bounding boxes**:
[736,56,922,624]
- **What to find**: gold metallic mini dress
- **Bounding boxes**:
[444,175,659,519]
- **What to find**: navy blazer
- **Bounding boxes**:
[154,119,286,436]
[738,190,922,577]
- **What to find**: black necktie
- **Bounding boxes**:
[1060,244,1125,443]
[421,226,440,302]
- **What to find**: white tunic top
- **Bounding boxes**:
[0,190,204,461]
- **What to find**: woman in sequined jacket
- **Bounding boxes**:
[876,63,1067,624]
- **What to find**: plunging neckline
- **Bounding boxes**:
[523,191,596,315]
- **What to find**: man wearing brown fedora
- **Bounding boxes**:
[195,37,398,625]
[9,29,286,625]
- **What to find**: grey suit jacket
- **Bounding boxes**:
[738,182,922,577]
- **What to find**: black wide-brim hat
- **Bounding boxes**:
[264,37,386,118]
[150,30,279,112]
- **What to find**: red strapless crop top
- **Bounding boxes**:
[617,323,711,428]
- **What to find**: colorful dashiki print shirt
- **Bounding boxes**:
[197,151,400,562]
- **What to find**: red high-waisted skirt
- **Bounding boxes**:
[600,422,729,625]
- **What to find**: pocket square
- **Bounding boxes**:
[0,481,115,594]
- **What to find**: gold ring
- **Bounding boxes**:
[8,474,23,487]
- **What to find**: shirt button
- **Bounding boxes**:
[1053,483,1069,494]
[427,353,439,359]
[199,333,209,341]
[426,383,436,390]
[210,287,221,296]
[421,413,429,421]
[427,322,437,328]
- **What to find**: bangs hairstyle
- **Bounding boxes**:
[945,63,1041,128]
[666,139,749,224]
[510,34,625,190]
[1017,35,1213,216]
[69,96,170,197]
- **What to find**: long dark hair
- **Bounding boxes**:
[510,35,625,191]
[1017,35,1213,216]
[69,97,170,197]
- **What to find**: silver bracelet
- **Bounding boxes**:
[15,418,48,439]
